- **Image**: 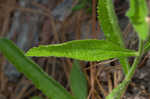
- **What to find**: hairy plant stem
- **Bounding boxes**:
[106,39,144,99]
[125,39,144,81]
[120,39,144,99]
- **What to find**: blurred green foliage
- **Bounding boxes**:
[72,0,92,13]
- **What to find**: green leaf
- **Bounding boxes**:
[126,0,149,40]
[97,0,130,74]
[26,39,138,61]
[97,0,123,46]
[0,38,74,99]
[70,60,88,99]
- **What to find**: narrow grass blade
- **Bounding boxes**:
[70,60,88,99]
[26,39,138,61]
[0,38,74,99]
[126,0,149,40]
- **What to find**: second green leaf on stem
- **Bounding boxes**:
[26,39,138,61]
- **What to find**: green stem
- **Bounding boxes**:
[106,39,144,99]
[125,39,144,81]
[144,36,150,53]
[117,39,144,98]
